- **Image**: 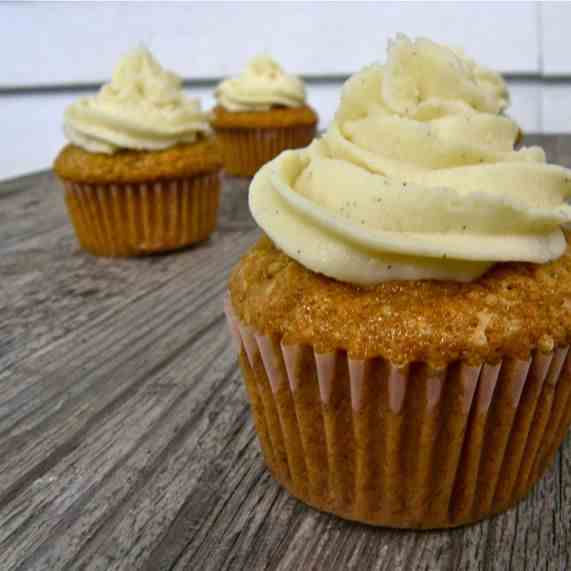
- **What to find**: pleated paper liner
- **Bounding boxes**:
[215,125,316,177]
[225,296,571,529]
[62,173,220,257]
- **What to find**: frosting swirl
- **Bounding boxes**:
[250,35,571,284]
[64,47,210,154]
[215,55,306,111]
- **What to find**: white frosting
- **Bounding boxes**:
[64,47,210,154]
[215,55,306,111]
[249,36,571,285]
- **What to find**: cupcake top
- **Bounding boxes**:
[215,55,306,111]
[229,235,571,363]
[249,35,571,285]
[63,47,210,154]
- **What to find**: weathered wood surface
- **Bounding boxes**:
[1,135,570,571]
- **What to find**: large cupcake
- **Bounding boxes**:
[54,48,222,257]
[226,36,571,528]
[211,55,318,177]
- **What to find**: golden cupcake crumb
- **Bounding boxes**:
[211,105,318,129]
[54,137,222,184]
[229,235,571,366]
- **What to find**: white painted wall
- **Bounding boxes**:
[0,2,540,87]
[1,1,571,180]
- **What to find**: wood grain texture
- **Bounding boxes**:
[0,137,570,571]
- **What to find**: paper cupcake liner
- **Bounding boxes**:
[62,173,220,257]
[215,124,316,177]
[224,296,571,528]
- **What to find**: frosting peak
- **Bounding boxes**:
[64,47,210,154]
[247,54,282,76]
[250,36,571,285]
[380,35,509,117]
[215,54,306,111]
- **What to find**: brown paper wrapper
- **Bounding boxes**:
[214,125,316,177]
[62,173,220,257]
[225,296,571,529]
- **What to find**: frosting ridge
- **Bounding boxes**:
[249,35,571,284]
[64,47,210,154]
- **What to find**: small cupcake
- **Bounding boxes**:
[211,55,318,177]
[54,48,222,257]
[226,36,571,528]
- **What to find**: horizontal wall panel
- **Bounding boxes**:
[541,85,571,139]
[1,2,539,89]
[540,3,571,76]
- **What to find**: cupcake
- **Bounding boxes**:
[211,55,318,177]
[54,48,222,257]
[226,36,571,528]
